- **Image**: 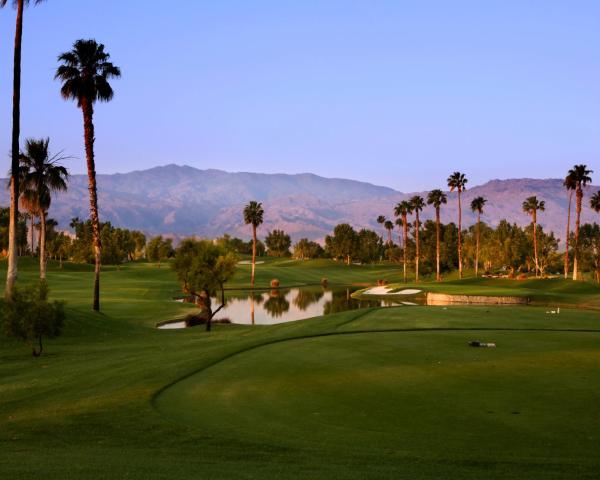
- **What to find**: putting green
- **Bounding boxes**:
[155,327,600,468]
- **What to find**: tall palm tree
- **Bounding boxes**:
[470,196,487,277]
[243,201,264,286]
[522,196,545,277]
[563,175,576,279]
[376,215,386,243]
[447,172,468,278]
[427,189,447,281]
[410,195,425,282]
[1,0,46,298]
[567,165,593,280]
[19,138,68,280]
[394,217,403,247]
[394,200,413,283]
[384,220,394,246]
[591,191,600,213]
[55,39,121,311]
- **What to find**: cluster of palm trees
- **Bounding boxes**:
[380,166,599,283]
[2,1,120,312]
[243,201,264,286]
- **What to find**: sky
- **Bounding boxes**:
[0,0,599,191]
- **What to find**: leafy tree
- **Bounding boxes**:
[579,223,600,283]
[172,239,237,331]
[293,238,324,259]
[0,207,27,256]
[522,196,545,277]
[56,39,121,311]
[566,165,593,280]
[18,138,69,280]
[47,232,71,268]
[394,200,413,282]
[410,195,425,282]
[470,196,487,277]
[243,201,264,286]
[146,236,173,267]
[447,171,468,278]
[427,189,447,281]
[1,0,47,298]
[356,228,382,264]
[1,281,64,357]
[265,229,291,257]
[325,223,357,265]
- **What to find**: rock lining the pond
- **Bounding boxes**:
[426,292,529,305]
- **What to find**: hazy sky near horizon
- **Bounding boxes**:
[0,0,599,191]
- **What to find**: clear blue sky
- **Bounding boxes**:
[1,0,599,191]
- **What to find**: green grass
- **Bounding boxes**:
[1,257,600,479]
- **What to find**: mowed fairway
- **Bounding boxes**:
[1,258,600,479]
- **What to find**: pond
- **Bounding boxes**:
[158,286,417,328]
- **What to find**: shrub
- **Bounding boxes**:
[1,282,65,357]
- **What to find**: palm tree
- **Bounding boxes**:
[447,172,468,278]
[394,217,403,247]
[427,189,447,281]
[55,39,121,311]
[243,201,264,286]
[384,220,394,246]
[410,195,425,282]
[19,138,68,280]
[591,191,600,213]
[563,175,576,279]
[567,165,593,280]
[470,196,487,277]
[376,215,386,243]
[1,0,46,298]
[394,200,413,283]
[522,196,545,277]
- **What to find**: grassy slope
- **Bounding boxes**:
[0,257,599,479]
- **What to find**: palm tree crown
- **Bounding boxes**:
[447,171,468,192]
[591,191,600,213]
[410,195,425,212]
[243,201,264,227]
[394,200,413,217]
[0,0,45,7]
[522,196,545,215]
[470,196,487,214]
[376,215,386,225]
[427,189,447,208]
[55,39,121,106]
[567,165,593,189]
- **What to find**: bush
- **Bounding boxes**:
[2,282,65,357]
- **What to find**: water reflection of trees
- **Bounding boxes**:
[263,290,290,317]
[292,288,324,311]
[323,288,380,315]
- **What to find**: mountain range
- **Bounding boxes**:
[1,164,599,245]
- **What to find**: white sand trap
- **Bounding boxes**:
[362,286,422,296]
[237,260,265,265]
[158,321,186,330]
[401,301,418,306]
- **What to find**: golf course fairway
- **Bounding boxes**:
[2,258,600,479]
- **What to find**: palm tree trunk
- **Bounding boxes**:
[5,0,25,299]
[387,229,392,246]
[458,190,463,279]
[39,212,47,280]
[475,212,480,277]
[436,208,441,281]
[30,214,35,256]
[81,98,102,311]
[564,190,573,279]
[573,188,582,281]
[415,214,420,282]
[402,215,408,283]
[251,224,257,286]
[532,211,538,277]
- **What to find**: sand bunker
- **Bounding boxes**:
[362,287,422,296]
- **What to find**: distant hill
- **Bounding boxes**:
[1,165,598,244]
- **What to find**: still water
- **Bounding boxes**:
[159,286,413,328]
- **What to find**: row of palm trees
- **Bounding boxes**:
[2,1,120,311]
[380,166,599,283]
